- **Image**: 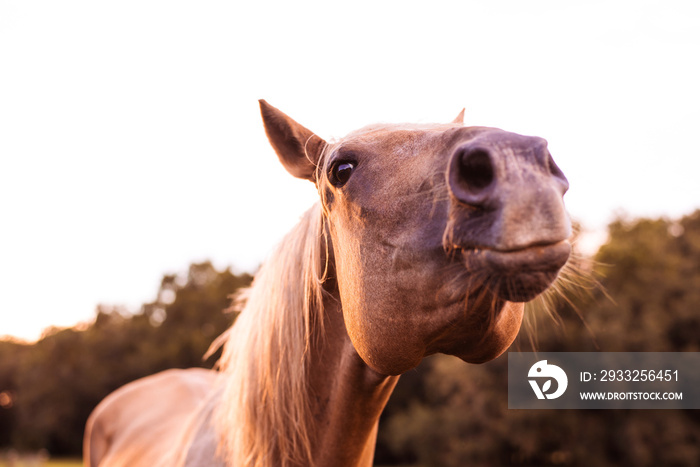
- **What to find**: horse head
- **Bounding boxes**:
[260,100,570,376]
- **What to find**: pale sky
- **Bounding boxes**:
[1,1,699,341]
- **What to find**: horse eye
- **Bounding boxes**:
[329,161,355,187]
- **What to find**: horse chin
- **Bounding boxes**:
[449,301,525,364]
[460,240,571,303]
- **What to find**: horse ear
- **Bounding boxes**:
[259,100,327,182]
[452,108,465,125]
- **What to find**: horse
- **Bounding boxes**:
[83,100,571,467]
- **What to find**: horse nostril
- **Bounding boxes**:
[447,146,497,208]
[459,149,494,192]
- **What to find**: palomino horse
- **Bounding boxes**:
[84,101,571,466]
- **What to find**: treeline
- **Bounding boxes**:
[0,262,252,455]
[1,210,700,465]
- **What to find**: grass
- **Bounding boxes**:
[46,460,83,467]
[0,459,82,467]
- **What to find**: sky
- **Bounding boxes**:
[1,1,699,341]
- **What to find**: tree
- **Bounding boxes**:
[0,261,251,456]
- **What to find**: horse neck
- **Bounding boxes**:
[306,292,399,467]
[216,205,398,467]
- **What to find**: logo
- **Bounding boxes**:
[528,360,568,399]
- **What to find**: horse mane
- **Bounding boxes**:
[215,204,327,467]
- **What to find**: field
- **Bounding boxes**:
[46,460,83,467]
[0,459,82,467]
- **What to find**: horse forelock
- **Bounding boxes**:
[216,204,327,467]
[343,121,461,137]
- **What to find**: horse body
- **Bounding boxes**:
[84,368,219,467]
[85,101,571,466]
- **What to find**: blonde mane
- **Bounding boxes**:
[216,204,327,467]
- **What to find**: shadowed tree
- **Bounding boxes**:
[0,262,251,456]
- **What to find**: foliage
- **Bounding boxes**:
[0,262,251,456]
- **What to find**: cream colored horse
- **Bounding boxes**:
[84,101,571,466]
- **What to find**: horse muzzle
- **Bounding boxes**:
[444,128,572,301]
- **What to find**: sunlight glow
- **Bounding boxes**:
[1,0,698,340]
